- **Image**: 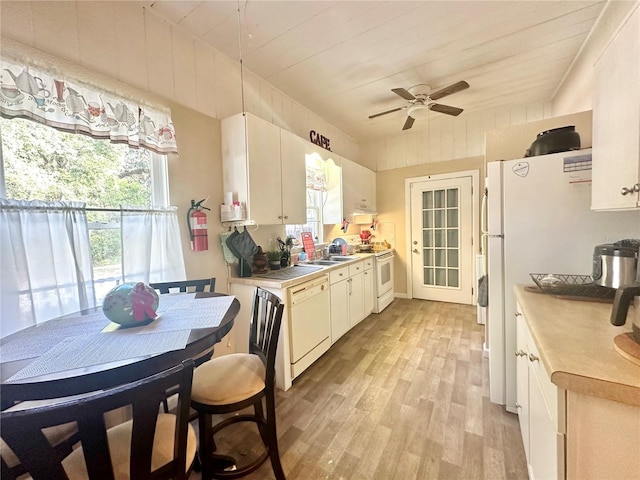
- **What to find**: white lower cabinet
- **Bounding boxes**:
[348,262,365,327]
[515,306,565,480]
[515,316,530,458]
[516,302,640,480]
[329,260,369,343]
[330,266,350,343]
[363,258,374,316]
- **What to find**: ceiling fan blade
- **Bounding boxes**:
[392,88,415,101]
[368,107,404,119]
[429,103,464,116]
[429,81,469,101]
[402,116,415,130]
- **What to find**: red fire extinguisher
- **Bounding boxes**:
[187,199,210,252]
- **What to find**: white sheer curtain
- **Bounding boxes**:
[0,199,96,338]
[121,206,186,284]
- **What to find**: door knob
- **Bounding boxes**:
[413,249,419,254]
[413,240,417,245]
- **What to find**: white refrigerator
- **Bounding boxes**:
[485,148,640,411]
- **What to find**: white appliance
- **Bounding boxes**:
[485,149,639,412]
[288,275,331,378]
[373,250,395,313]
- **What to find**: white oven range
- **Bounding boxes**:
[372,249,394,313]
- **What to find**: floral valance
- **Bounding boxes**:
[0,58,178,155]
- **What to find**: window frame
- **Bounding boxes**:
[1,117,172,301]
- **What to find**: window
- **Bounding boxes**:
[285,154,331,244]
[285,188,323,243]
[1,117,169,301]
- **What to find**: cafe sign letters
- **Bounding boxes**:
[309,130,331,151]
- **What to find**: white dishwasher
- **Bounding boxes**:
[288,275,331,379]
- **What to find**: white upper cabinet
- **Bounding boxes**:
[592,5,640,210]
[280,130,309,224]
[340,157,377,215]
[222,113,306,225]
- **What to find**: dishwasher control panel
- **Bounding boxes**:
[290,276,328,306]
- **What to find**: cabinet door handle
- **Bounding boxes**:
[515,402,522,409]
[515,350,527,357]
[528,353,539,363]
[620,183,640,196]
[284,215,288,219]
[515,312,522,318]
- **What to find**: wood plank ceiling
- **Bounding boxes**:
[147,1,606,142]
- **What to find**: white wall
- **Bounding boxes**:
[362,102,553,171]
[485,110,592,163]
[0,1,360,162]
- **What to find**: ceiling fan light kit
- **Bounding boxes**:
[369,80,469,130]
[407,103,430,118]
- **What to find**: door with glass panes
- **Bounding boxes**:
[410,176,473,304]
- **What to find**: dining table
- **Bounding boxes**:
[0,292,239,410]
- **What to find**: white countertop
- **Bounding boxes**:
[228,253,374,289]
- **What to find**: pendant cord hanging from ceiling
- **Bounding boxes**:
[236,0,246,115]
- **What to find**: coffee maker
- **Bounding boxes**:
[608,242,640,343]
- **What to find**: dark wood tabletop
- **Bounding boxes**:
[0,292,239,408]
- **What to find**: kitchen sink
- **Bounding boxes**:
[307,255,359,266]
[255,265,323,280]
[327,255,358,261]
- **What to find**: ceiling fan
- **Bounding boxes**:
[369,80,470,130]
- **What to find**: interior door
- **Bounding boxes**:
[410,176,473,304]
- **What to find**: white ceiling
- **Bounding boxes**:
[147,0,606,142]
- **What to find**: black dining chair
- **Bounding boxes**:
[1,359,196,480]
[190,287,286,480]
[150,278,216,294]
[150,278,217,414]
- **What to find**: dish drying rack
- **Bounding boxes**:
[529,273,616,299]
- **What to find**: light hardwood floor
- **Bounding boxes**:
[190,298,528,480]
